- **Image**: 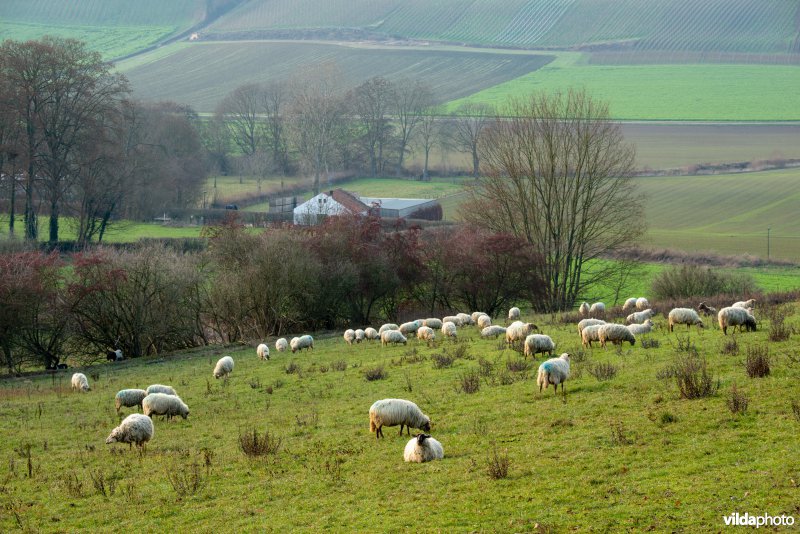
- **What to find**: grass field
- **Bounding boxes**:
[1,301,798,531]
[0,216,203,244]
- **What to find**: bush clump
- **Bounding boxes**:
[651,264,757,300]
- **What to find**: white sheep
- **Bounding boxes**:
[71,373,90,392]
[213,355,234,379]
[364,327,379,340]
[481,325,507,338]
[589,302,606,316]
[507,307,521,321]
[668,308,705,332]
[403,434,444,463]
[105,413,154,450]
[441,315,462,326]
[416,326,435,341]
[275,338,289,352]
[476,314,492,329]
[381,330,408,346]
[458,313,474,326]
[581,324,603,348]
[626,309,655,324]
[598,324,636,347]
[524,334,556,358]
[718,306,757,335]
[579,302,590,317]
[441,321,458,339]
[537,353,570,395]
[635,297,650,311]
[355,329,365,343]
[732,299,756,309]
[627,319,654,336]
[142,393,189,420]
[379,323,399,334]
[470,312,485,324]
[369,398,431,439]
[114,389,148,412]
[343,329,356,345]
[399,320,422,336]
[256,343,270,361]
[423,318,442,329]
[146,384,177,396]
[505,321,538,344]
[291,335,314,353]
[622,298,638,313]
[577,318,606,334]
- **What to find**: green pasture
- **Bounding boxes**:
[1,300,798,531]
[0,216,203,244]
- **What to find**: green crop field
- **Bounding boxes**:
[1,301,799,531]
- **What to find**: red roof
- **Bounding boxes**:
[329,189,368,214]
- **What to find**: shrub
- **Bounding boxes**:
[673,356,719,399]
[727,384,749,415]
[363,366,387,381]
[486,445,510,480]
[721,336,739,356]
[505,358,531,373]
[166,461,205,497]
[588,362,619,381]
[331,360,347,372]
[792,400,800,423]
[431,352,455,369]
[745,345,770,378]
[766,304,791,342]
[477,357,494,377]
[659,412,678,425]
[640,338,660,349]
[285,361,301,375]
[651,264,757,300]
[238,427,282,457]
[457,370,481,394]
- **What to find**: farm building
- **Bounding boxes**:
[293,189,441,225]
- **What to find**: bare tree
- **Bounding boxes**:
[350,76,394,177]
[460,89,643,312]
[260,81,290,174]
[415,105,442,180]
[216,83,262,157]
[0,74,21,234]
[393,79,433,175]
[451,102,493,177]
[199,114,232,177]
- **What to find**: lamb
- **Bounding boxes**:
[508,307,521,322]
[275,338,289,352]
[142,393,189,420]
[355,329,365,343]
[416,326,435,341]
[399,320,422,336]
[536,353,571,395]
[626,309,655,325]
[442,315,462,326]
[441,321,457,339]
[71,373,90,392]
[457,313,474,326]
[697,302,717,317]
[578,302,590,317]
[577,318,605,334]
[481,325,507,339]
[524,334,556,358]
[381,330,408,346]
[505,321,538,344]
[732,299,756,309]
[106,349,123,362]
[718,306,757,335]
[581,324,603,348]
[256,343,270,361]
[598,324,636,347]
[423,318,442,329]
[476,314,492,329]
[213,355,234,379]
[622,298,638,313]
[364,327,379,340]
[291,335,314,353]
[114,389,148,412]
[668,308,705,332]
[635,297,650,311]
[379,323,399,334]
[627,319,654,336]
[369,398,431,439]
[146,384,177,396]
[105,413,154,450]
[343,329,356,345]
[403,434,444,463]
[589,302,606,316]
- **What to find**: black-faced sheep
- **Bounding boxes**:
[697,302,717,317]
[718,306,757,335]
[403,434,444,463]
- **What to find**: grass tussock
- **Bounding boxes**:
[672,356,719,399]
[166,460,205,498]
[487,445,510,480]
[363,365,387,381]
[457,370,481,394]
[588,362,619,381]
[727,384,749,415]
[239,427,282,458]
[745,345,770,378]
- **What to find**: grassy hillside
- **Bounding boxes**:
[1,303,798,531]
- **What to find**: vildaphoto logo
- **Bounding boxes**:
[723,512,795,528]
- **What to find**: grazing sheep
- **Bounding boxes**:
[106,349,123,362]
[275,338,289,352]
[537,353,571,395]
[423,318,442,329]
[379,323,399,334]
[355,329,365,343]
[213,355,234,379]
[381,330,408,346]
[364,327,379,340]
[635,297,650,311]
[589,302,606,316]
[416,326,436,341]
[622,298,638,313]
[627,319,654,336]
[577,318,606,334]
[146,384,177,396]
[508,307,521,321]
[369,398,431,439]
[476,314,492,329]
[718,306,757,335]
[470,312,485,324]
[291,335,314,353]
[142,393,189,420]
[441,321,458,339]
[343,329,356,345]
[732,299,756,309]
[581,324,603,348]
[71,373,90,392]
[524,334,556,358]
[505,321,538,344]
[481,325,507,339]
[697,302,717,317]
[442,315,462,326]
[256,343,270,361]
[457,313,474,326]
[114,389,148,412]
[399,321,422,336]
[579,302,590,317]
[668,308,705,332]
[626,309,655,325]
[403,434,444,463]
[598,324,636,347]
[105,414,153,450]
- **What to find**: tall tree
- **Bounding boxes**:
[261,81,290,174]
[216,83,262,157]
[451,102,493,177]
[350,77,394,177]
[393,79,433,175]
[0,72,21,234]
[415,105,441,180]
[460,89,642,312]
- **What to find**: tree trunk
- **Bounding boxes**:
[471,146,479,177]
[48,199,59,243]
[423,148,430,180]
[8,174,15,235]
[24,167,37,240]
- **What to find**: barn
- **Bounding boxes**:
[293,189,441,225]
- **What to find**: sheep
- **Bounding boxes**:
[732,299,756,309]
[577,318,605,334]
[581,324,603,348]
[106,349,123,362]
[71,373,90,392]
[442,315,462,326]
[589,302,606,316]
[364,327,379,340]
[399,320,422,336]
[256,343,270,361]
[635,297,650,311]
[578,302,590,316]
[343,329,356,345]
[537,353,571,395]
[355,329,365,343]
[441,321,457,339]
[697,302,717,317]
[470,311,485,324]
[505,321,538,344]
[622,298,638,313]
[105,414,154,450]
[423,318,442,329]
[416,326,435,342]
[146,384,177,396]
[114,389,147,412]
[476,314,492,329]
[381,330,407,346]
[626,309,655,324]
[379,323,399,334]
[369,398,431,439]
[481,325,507,339]
[403,434,444,463]
[508,307,521,322]
[291,335,314,353]
[275,338,289,352]
[627,319,654,336]
[668,308,705,332]
[457,313,474,326]
[142,393,189,420]
[718,306,757,335]
[213,355,234,379]
[598,324,636,347]
[524,334,556,358]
